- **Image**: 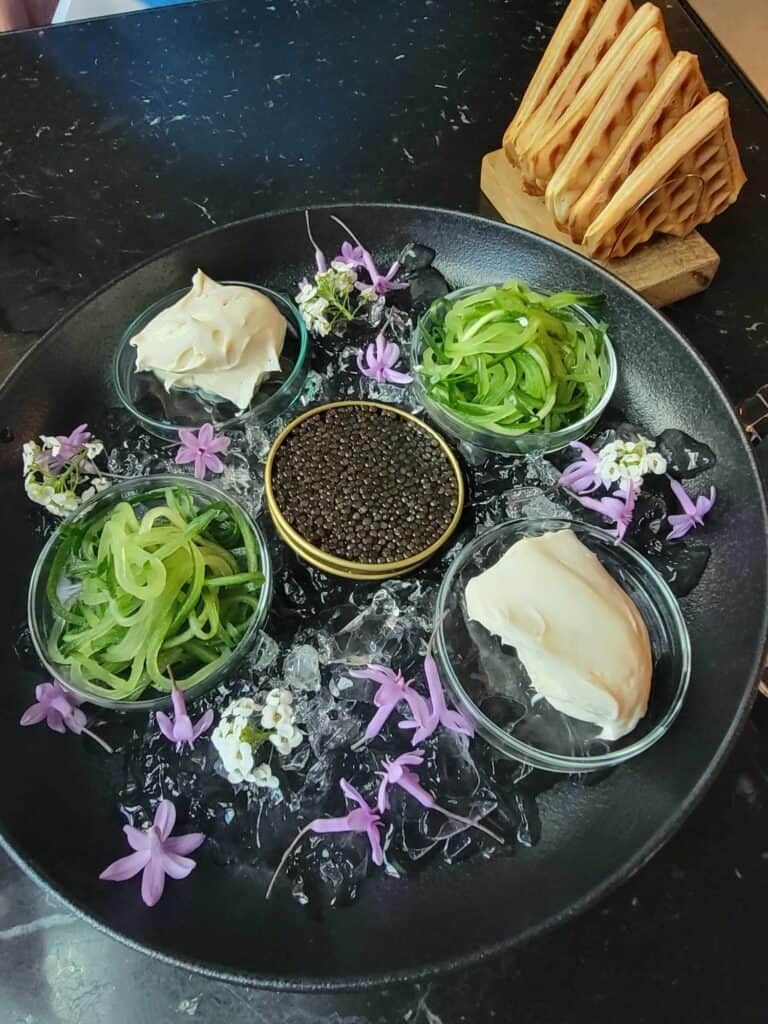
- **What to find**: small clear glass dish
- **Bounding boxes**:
[410,284,617,456]
[114,281,309,440]
[434,517,691,772]
[27,475,273,712]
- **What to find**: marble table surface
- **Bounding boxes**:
[1,1,767,1020]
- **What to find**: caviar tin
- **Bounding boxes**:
[265,400,465,580]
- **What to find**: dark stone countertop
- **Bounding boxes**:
[1,1,767,1021]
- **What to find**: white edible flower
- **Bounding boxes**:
[22,441,41,474]
[261,703,292,731]
[39,434,61,455]
[84,440,104,460]
[295,281,317,305]
[279,690,293,708]
[265,688,283,707]
[304,296,329,319]
[596,436,666,491]
[252,763,280,790]
[270,726,303,755]
[269,731,293,756]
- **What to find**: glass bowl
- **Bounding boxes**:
[113,281,309,440]
[27,474,273,712]
[410,284,617,456]
[434,517,690,772]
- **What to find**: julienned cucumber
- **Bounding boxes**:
[46,486,264,700]
[418,279,610,436]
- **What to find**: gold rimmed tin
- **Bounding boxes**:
[265,400,465,580]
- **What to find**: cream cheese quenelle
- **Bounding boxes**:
[130,270,287,409]
[465,529,652,741]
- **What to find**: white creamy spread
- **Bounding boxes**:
[131,270,286,409]
[465,529,652,740]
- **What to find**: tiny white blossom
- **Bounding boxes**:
[265,688,283,707]
[269,731,293,756]
[252,763,280,790]
[84,440,104,459]
[22,441,41,474]
[295,281,317,305]
[261,704,290,730]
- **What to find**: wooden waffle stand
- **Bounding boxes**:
[481,148,720,308]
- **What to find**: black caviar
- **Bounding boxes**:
[271,405,459,564]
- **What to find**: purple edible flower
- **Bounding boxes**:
[377,751,503,844]
[356,250,409,297]
[559,441,602,495]
[20,681,113,753]
[356,333,413,385]
[329,214,408,297]
[99,799,205,907]
[48,423,93,473]
[666,478,716,540]
[156,685,214,752]
[576,484,636,544]
[175,423,230,480]
[266,778,384,898]
[333,241,366,269]
[349,665,428,747]
[399,653,474,745]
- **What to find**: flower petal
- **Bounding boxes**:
[382,369,413,385]
[382,341,399,366]
[339,777,367,810]
[99,849,150,882]
[123,825,150,851]
[177,428,199,449]
[160,851,197,880]
[193,455,207,480]
[155,712,177,743]
[367,823,384,866]
[668,476,696,516]
[140,857,166,907]
[192,709,215,741]
[377,775,390,814]
[202,453,224,475]
[311,814,356,834]
[153,800,176,841]
[20,704,46,727]
[175,448,197,466]
[198,423,214,446]
[206,435,230,454]
[163,832,206,856]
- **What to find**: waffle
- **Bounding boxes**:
[582,92,747,258]
[567,51,709,243]
[523,4,668,193]
[544,25,672,230]
[503,0,602,166]
[514,0,635,192]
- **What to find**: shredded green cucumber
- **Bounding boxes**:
[46,486,264,700]
[417,279,610,436]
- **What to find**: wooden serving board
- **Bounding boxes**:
[481,149,720,308]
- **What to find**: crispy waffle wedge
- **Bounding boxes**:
[582,92,746,259]
[503,0,602,166]
[523,4,669,194]
[544,24,673,230]
[514,0,635,192]
[568,51,709,243]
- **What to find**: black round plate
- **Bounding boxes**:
[0,205,765,990]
